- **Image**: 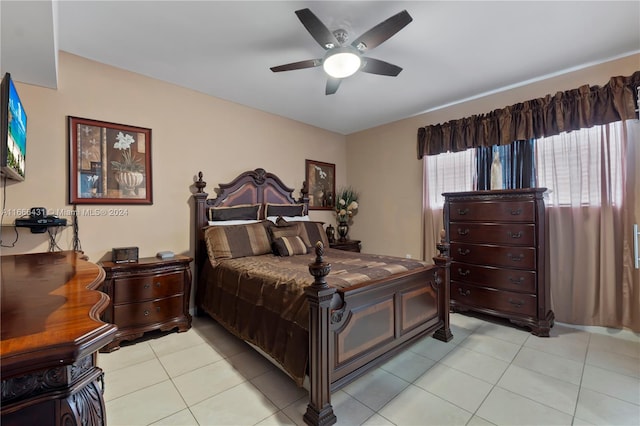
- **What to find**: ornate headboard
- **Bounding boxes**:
[192,168,309,281]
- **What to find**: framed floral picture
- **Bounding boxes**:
[68,116,152,204]
[305,159,335,210]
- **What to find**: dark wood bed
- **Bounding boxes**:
[192,168,452,426]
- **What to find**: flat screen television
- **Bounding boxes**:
[0,72,27,181]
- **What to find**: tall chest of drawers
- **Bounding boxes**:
[443,189,554,336]
[99,255,193,352]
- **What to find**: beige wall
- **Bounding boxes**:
[0,52,346,261]
[346,54,640,259]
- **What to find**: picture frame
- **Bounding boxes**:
[69,116,152,204]
[305,159,335,210]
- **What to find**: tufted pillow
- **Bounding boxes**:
[265,203,305,218]
[273,236,309,256]
[205,221,272,263]
[208,204,262,222]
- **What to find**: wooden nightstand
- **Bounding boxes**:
[98,255,193,352]
[330,239,361,252]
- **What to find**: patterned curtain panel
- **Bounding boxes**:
[417,72,640,158]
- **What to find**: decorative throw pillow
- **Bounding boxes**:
[205,221,272,262]
[208,204,261,221]
[265,203,305,218]
[297,221,330,249]
[271,220,328,249]
[269,222,310,247]
[273,236,308,256]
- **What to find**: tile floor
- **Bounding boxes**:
[98,313,640,425]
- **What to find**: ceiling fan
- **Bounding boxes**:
[270,8,413,95]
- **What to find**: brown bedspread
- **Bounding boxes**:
[199,248,429,386]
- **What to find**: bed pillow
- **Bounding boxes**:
[272,220,329,249]
[298,221,330,249]
[205,221,272,262]
[265,203,305,218]
[273,236,309,256]
[266,215,310,223]
[208,204,262,222]
[207,219,259,226]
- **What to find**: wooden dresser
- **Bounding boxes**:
[443,188,554,336]
[1,251,117,426]
[99,255,193,352]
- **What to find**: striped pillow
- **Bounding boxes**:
[205,221,272,262]
[273,236,308,256]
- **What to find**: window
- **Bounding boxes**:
[535,123,624,207]
[424,148,475,208]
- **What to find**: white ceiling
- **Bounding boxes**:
[2,1,639,135]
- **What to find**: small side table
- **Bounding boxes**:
[98,255,193,352]
[330,239,361,253]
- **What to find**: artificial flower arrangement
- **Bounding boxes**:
[335,186,359,224]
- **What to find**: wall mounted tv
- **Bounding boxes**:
[0,72,27,181]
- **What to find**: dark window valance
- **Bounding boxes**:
[417,71,640,158]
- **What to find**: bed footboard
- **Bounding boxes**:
[304,242,452,426]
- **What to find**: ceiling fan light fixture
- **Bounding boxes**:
[323,46,362,79]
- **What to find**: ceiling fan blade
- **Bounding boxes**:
[325,78,341,95]
[270,59,321,72]
[351,10,412,51]
[361,58,403,76]
[295,8,339,50]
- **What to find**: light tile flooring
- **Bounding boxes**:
[98,313,640,425]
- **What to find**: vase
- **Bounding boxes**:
[337,222,349,242]
[114,171,143,196]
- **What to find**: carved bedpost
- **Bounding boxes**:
[432,238,453,342]
[300,181,310,214]
[193,172,208,316]
[304,243,337,426]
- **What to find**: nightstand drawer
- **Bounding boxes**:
[449,223,535,246]
[112,271,185,304]
[451,282,537,317]
[113,295,184,328]
[451,262,536,293]
[449,200,535,222]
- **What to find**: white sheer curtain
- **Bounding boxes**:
[422,149,475,262]
[536,121,639,331]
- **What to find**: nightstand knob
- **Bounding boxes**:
[144,310,149,316]
[155,282,161,287]
[144,283,150,289]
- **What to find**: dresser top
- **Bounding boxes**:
[0,251,117,378]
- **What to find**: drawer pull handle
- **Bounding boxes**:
[156,306,161,312]
[457,228,470,236]
[144,283,150,289]
[458,288,471,296]
[144,310,150,316]
[155,282,161,287]
[508,298,524,308]
[508,231,522,239]
[507,253,524,261]
[458,208,470,215]
[509,276,525,284]
[510,208,522,216]
[458,268,471,276]
[457,248,471,256]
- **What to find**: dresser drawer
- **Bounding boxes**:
[451,262,536,293]
[451,242,535,269]
[451,282,537,317]
[449,200,535,222]
[450,223,535,246]
[112,271,185,304]
[113,295,184,328]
